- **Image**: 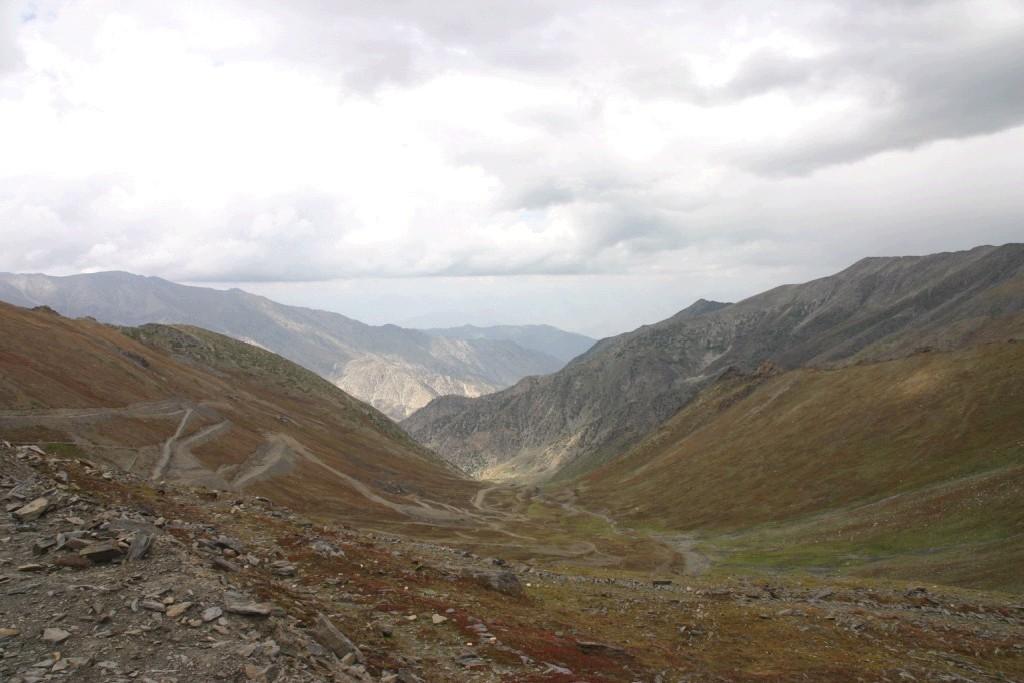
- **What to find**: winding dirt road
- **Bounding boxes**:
[151,408,193,481]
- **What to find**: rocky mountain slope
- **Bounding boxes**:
[0,301,480,521]
[3,301,1024,680]
[421,324,595,364]
[5,443,1024,682]
[0,272,568,419]
[404,243,1024,480]
[575,339,1024,592]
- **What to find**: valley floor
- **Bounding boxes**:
[3,444,1023,682]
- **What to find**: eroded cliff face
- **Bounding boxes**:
[333,354,498,421]
[404,244,1024,481]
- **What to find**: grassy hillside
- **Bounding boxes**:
[577,339,1024,591]
[0,302,479,522]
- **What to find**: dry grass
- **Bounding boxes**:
[0,302,480,520]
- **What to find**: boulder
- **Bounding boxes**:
[126,532,153,561]
[461,568,525,597]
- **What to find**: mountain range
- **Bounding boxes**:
[2,244,1024,680]
[0,271,594,420]
[6,295,1022,681]
[403,243,1024,481]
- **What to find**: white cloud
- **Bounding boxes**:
[0,0,1022,334]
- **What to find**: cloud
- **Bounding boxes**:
[0,0,24,73]
[0,0,1021,335]
[728,22,1024,173]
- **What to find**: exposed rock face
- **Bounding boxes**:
[404,244,1024,481]
[0,272,571,419]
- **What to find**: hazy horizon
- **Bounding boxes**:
[3,239,1016,339]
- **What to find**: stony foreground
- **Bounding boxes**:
[2,443,1023,682]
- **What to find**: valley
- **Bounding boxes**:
[404,244,1024,482]
[2,245,1023,682]
[3,2,1022,680]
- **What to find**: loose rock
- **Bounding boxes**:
[166,601,193,618]
[13,497,50,522]
[41,627,70,644]
[311,612,363,662]
[461,568,525,597]
[79,540,123,564]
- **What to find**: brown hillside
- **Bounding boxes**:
[0,302,479,523]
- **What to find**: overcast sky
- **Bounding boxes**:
[1,0,1022,336]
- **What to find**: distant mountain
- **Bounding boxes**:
[0,271,566,419]
[403,243,1024,481]
[424,324,595,364]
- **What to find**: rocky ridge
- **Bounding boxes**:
[404,243,1024,481]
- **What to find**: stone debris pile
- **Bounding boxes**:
[0,444,401,683]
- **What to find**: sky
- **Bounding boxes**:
[0,1,1022,337]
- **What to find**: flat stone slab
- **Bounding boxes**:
[41,627,70,643]
[224,592,273,617]
[53,554,91,569]
[79,540,124,563]
[13,497,50,522]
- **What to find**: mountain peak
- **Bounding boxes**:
[687,298,731,313]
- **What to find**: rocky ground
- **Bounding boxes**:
[2,442,1023,682]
